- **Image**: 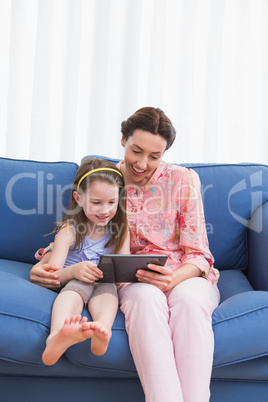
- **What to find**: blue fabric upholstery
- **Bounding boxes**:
[1,156,268,401]
[248,200,268,290]
[0,157,78,264]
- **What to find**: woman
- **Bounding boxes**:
[30,107,220,402]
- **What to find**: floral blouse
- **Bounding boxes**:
[117,160,219,285]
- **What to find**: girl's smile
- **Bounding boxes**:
[96,214,110,222]
[73,181,119,234]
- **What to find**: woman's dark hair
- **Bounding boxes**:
[54,158,128,254]
[121,107,176,150]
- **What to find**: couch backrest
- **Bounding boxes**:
[185,163,268,270]
[1,156,268,270]
[88,155,268,271]
[0,157,78,264]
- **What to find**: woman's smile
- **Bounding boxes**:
[121,129,167,186]
[131,165,147,175]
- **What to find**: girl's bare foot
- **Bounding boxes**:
[42,315,92,366]
[82,321,111,356]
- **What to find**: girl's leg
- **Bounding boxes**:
[85,283,119,355]
[118,282,184,402]
[47,290,84,341]
[42,290,85,365]
[167,278,220,402]
[42,281,94,365]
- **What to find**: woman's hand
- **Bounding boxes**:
[30,263,61,290]
[71,261,104,283]
[136,264,174,292]
[136,262,202,292]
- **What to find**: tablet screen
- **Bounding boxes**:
[97,254,168,283]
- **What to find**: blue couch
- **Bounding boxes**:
[1,155,268,402]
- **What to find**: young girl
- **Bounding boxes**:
[39,157,129,366]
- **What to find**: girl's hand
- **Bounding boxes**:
[30,264,61,290]
[72,261,104,283]
[136,264,174,292]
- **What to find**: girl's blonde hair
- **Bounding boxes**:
[55,158,128,254]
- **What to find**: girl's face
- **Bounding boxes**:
[121,129,167,187]
[74,181,119,228]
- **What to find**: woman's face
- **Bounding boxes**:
[121,129,167,186]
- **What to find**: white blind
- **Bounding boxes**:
[0,0,267,165]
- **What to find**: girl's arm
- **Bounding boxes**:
[46,224,102,286]
[48,226,74,267]
[30,230,103,288]
[50,225,104,285]
[47,225,76,286]
[117,230,130,254]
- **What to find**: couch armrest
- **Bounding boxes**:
[247,200,268,290]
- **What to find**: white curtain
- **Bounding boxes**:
[1,0,268,165]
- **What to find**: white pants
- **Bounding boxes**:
[118,278,220,402]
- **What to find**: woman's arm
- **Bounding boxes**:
[176,169,219,283]
[30,252,62,289]
[135,168,218,291]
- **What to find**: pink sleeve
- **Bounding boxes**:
[177,169,219,284]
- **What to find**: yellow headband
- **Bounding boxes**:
[77,168,123,192]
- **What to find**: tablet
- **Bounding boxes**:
[97,254,168,283]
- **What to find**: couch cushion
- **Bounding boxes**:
[0,157,78,264]
[0,258,34,279]
[216,270,253,303]
[0,271,53,365]
[0,261,136,373]
[66,273,265,371]
[64,311,136,372]
[213,271,268,367]
[1,260,268,377]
